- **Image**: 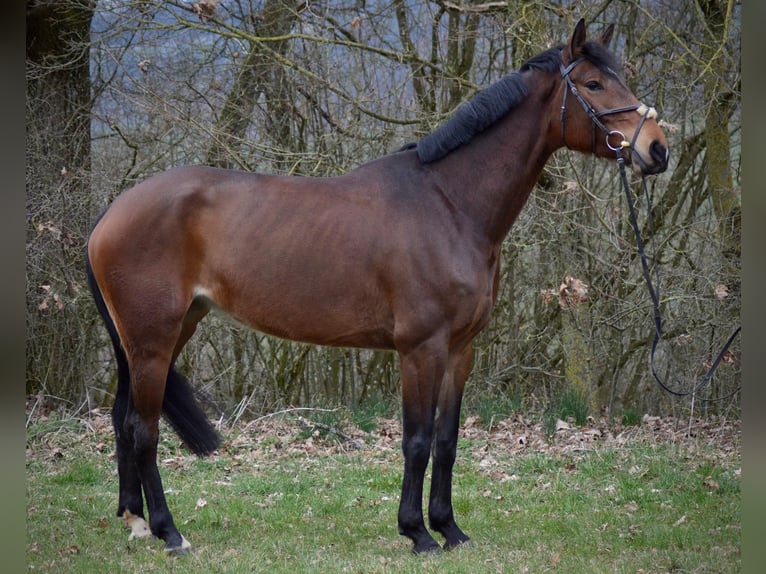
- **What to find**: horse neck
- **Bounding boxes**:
[431,72,560,246]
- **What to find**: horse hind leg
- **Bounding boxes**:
[112,346,149,540]
[112,372,151,542]
[109,294,206,554]
[126,343,192,554]
[88,242,212,553]
[125,297,219,553]
[85,253,149,539]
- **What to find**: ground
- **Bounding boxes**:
[26,406,741,480]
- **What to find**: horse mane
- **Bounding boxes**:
[415,41,618,163]
[415,71,528,164]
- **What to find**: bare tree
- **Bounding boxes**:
[26,0,97,406]
[26,0,740,421]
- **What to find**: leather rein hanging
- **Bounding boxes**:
[559,58,741,399]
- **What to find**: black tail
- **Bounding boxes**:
[161,370,221,455]
[85,236,220,457]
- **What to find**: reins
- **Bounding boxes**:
[617,155,741,400]
[560,58,741,400]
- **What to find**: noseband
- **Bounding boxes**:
[560,57,741,401]
[559,57,657,158]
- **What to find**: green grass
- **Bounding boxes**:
[26,414,740,573]
[462,387,523,430]
[542,388,592,435]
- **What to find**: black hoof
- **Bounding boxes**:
[412,538,442,554]
[443,535,471,550]
[164,535,191,556]
[165,544,190,556]
[434,522,470,550]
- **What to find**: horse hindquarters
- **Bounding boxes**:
[86,242,217,553]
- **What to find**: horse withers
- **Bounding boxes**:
[86,19,668,555]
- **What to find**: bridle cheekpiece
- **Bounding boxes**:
[559,57,658,159]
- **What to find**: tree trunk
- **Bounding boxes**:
[27,0,95,185]
[26,0,96,398]
[206,0,300,169]
[558,276,598,416]
[697,0,740,274]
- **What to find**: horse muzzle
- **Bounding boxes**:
[628,139,669,175]
[638,140,670,175]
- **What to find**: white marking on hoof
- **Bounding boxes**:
[123,511,152,540]
[166,536,191,555]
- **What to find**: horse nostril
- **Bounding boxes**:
[650,140,669,171]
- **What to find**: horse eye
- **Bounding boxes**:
[585,81,604,91]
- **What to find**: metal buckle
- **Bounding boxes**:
[606,130,629,151]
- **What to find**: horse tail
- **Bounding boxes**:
[161,369,220,456]
[85,226,220,457]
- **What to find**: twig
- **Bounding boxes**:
[250,407,342,424]
[296,415,362,448]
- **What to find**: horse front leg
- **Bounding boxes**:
[429,344,473,549]
[396,337,447,554]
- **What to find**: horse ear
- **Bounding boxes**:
[568,18,587,58]
[597,23,615,49]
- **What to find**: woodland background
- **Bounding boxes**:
[26,0,741,424]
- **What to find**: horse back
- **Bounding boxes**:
[88,162,495,350]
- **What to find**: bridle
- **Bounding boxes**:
[560,56,741,402]
[559,56,657,159]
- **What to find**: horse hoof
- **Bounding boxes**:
[443,536,471,551]
[412,539,442,555]
[165,536,191,556]
[123,511,152,541]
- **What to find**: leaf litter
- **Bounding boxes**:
[27,407,740,478]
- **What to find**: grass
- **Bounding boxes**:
[462,386,523,430]
[26,410,740,573]
[542,388,592,436]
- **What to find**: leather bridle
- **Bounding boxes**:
[559,56,657,160]
[560,56,741,401]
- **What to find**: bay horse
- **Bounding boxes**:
[86,19,668,555]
